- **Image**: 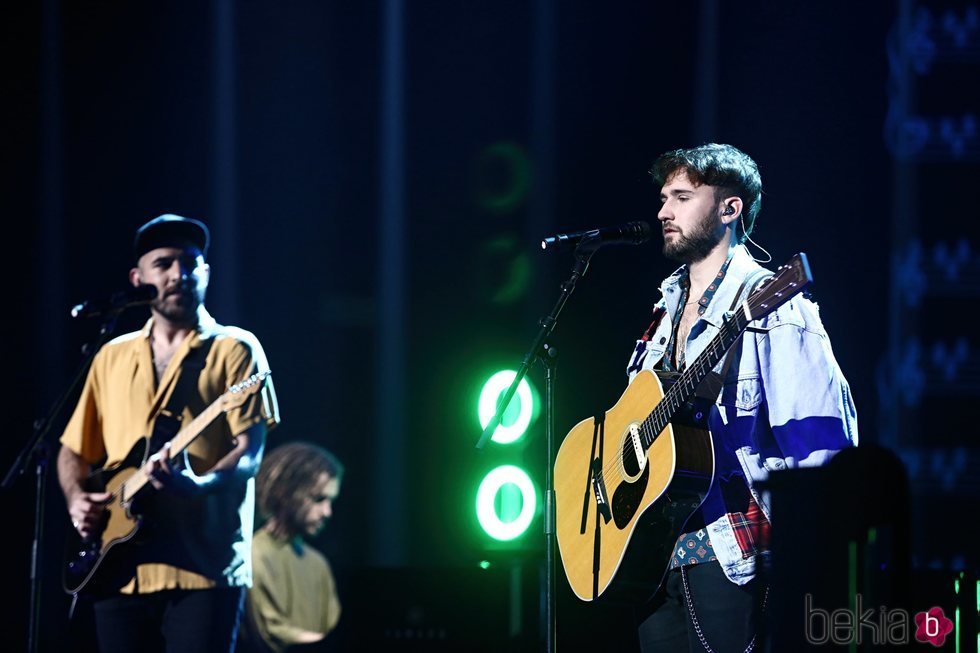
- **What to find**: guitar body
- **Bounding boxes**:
[554,370,714,604]
[63,437,150,596]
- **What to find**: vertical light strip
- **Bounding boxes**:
[529,5,557,652]
[509,560,523,637]
[373,0,407,566]
[954,575,960,653]
[212,0,240,322]
[848,540,857,653]
[37,7,64,651]
[883,0,916,449]
[528,0,556,311]
[693,0,719,142]
[40,0,65,395]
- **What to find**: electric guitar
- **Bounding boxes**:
[554,253,812,603]
[63,370,271,596]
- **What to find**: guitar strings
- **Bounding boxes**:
[589,267,798,487]
[593,315,744,486]
[591,270,797,487]
[112,385,246,503]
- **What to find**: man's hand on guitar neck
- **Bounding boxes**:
[143,442,205,498]
[142,424,265,498]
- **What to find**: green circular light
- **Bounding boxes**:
[478,370,533,444]
[476,465,537,541]
[475,235,531,306]
[474,142,531,214]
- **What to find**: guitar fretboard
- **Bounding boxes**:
[638,309,749,449]
[118,396,227,503]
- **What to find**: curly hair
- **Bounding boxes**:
[651,143,762,244]
[256,441,344,536]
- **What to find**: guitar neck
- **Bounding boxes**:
[641,309,749,447]
[169,400,226,458]
[120,399,226,502]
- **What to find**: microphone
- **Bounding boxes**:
[541,221,653,251]
[71,285,159,319]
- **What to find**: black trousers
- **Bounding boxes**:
[93,587,245,653]
[636,561,762,653]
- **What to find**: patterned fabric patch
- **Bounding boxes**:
[729,496,771,559]
[670,495,771,568]
[670,528,717,569]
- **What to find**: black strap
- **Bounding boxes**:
[148,337,215,452]
[694,267,772,401]
[590,414,605,600]
[720,267,772,373]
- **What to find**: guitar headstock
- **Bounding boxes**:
[745,253,813,321]
[221,370,271,411]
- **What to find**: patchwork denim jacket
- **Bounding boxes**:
[626,246,859,585]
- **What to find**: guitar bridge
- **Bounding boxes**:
[591,458,612,524]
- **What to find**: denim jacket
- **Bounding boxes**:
[626,246,859,585]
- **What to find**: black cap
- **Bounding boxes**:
[134,214,210,261]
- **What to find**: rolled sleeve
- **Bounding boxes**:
[758,300,858,467]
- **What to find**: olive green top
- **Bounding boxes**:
[246,529,341,652]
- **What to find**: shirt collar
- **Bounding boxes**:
[139,305,218,346]
[658,245,762,327]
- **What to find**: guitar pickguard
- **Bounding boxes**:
[610,464,649,530]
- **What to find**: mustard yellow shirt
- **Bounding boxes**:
[60,307,280,593]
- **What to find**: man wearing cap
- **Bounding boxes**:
[57,214,280,653]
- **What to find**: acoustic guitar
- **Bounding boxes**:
[554,254,812,603]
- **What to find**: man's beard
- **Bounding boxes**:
[153,288,203,323]
[663,212,724,263]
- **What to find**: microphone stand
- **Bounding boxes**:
[475,237,600,653]
[2,309,125,653]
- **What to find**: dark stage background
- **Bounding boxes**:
[3,1,979,651]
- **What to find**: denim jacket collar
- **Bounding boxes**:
[658,245,763,328]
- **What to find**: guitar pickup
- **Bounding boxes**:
[629,423,645,469]
[591,458,612,524]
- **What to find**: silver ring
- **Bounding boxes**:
[72,520,80,529]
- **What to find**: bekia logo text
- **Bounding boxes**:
[805,594,953,647]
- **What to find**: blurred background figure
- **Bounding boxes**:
[238,442,343,653]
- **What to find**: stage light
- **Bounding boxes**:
[476,465,537,541]
[478,369,535,444]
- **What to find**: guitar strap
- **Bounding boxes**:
[148,336,215,454]
[590,414,605,600]
[694,267,773,402]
